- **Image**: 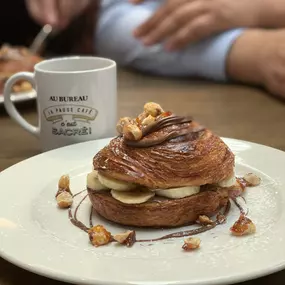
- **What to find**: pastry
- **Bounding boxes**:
[87,102,235,227]
[0,44,43,93]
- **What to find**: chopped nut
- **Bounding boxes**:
[56,191,73,208]
[88,225,112,247]
[243,173,261,187]
[197,215,213,225]
[157,111,172,119]
[182,237,201,251]
[216,213,226,224]
[136,112,148,126]
[230,215,256,236]
[58,175,70,191]
[113,230,136,247]
[123,123,142,141]
[116,117,133,134]
[56,174,72,198]
[144,102,164,117]
[141,115,156,127]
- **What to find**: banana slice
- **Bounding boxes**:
[218,174,236,187]
[111,189,154,204]
[155,186,200,199]
[98,173,136,191]
[87,171,109,191]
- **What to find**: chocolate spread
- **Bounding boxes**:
[125,115,205,148]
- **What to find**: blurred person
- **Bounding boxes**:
[24,0,99,55]
[0,0,98,55]
[95,0,285,99]
[25,0,92,30]
[26,0,285,99]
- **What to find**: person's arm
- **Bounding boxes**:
[132,0,285,51]
[259,0,285,28]
[132,0,262,51]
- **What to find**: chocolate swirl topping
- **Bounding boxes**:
[125,115,205,148]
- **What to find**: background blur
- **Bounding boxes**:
[0,0,100,55]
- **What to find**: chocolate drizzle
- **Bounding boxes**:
[137,200,230,242]
[68,192,89,233]
[89,206,94,228]
[125,115,205,148]
[143,115,193,136]
[232,197,248,216]
[68,192,231,243]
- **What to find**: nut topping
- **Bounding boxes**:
[230,215,256,236]
[216,213,226,224]
[56,191,73,208]
[113,230,136,247]
[116,117,133,135]
[144,102,164,117]
[157,111,172,119]
[56,175,72,197]
[56,175,73,208]
[88,225,112,247]
[141,115,156,127]
[182,237,201,251]
[243,173,261,187]
[197,215,213,225]
[136,111,148,126]
[123,123,143,141]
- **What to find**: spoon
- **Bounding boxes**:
[29,24,53,54]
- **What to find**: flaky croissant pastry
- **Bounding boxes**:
[87,102,235,227]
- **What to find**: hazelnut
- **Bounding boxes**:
[88,225,112,247]
[56,191,73,208]
[197,215,213,225]
[144,102,164,117]
[141,115,156,127]
[116,117,133,135]
[56,174,72,198]
[182,237,201,251]
[113,230,136,247]
[243,173,261,187]
[216,213,226,224]
[157,111,173,120]
[230,215,256,236]
[123,123,142,141]
[58,175,70,190]
[136,112,148,126]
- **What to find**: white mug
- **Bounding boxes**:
[4,56,117,151]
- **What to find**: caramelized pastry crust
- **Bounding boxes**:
[93,121,234,189]
[89,105,235,228]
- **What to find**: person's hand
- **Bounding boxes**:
[25,0,91,29]
[133,0,262,51]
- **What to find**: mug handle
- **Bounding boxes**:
[3,72,40,137]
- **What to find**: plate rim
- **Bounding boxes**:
[0,137,285,285]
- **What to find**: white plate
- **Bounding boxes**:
[0,90,36,105]
[0,138,284,285]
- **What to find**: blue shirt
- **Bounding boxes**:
[96,0,244,81]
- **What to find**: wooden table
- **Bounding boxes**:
[1,69,285,285]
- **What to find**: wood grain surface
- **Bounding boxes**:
[0,69,285,285]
